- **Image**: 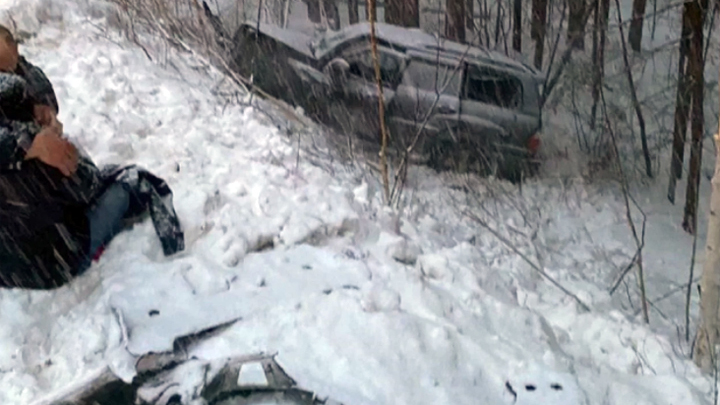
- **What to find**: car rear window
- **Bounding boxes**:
[463,65,523,109]
[405,59,462,96]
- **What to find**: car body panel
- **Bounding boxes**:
[228,20,545,172]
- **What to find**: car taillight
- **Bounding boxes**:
[527,133,541,155]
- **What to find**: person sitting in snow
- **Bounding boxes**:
[0,26,185,289]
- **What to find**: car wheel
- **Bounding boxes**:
[425,138,490,175]
[495,151,541,183]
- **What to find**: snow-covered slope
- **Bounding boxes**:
[0,0,716,404]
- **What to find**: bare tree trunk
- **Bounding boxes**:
[366,0,373,21]
[693,55,720,375]
[494,0,503,46]
[305,0,322,23]
[628,0,648,52]
[682,0,707,235]
[368,0,391,203]
[385,0,399,25]
[348,0,359,23]
[467,0,475,41]
[590,0,609,129]
[385,0,419,26]
[567,0,586,49]
[513,0,522,51]
[446,0,466,42]
[532,0,549,69]
[482,0,491,46]
[283,0,292,27]
[668,3,694,203]
[323,0,341,29]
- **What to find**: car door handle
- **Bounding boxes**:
[437,106,456,114]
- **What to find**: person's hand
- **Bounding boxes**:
[25,124,78,177]
[33,104,62,132]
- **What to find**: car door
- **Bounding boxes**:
[323,44,406,142]
[459,64,531,152]
[387,55,463,150]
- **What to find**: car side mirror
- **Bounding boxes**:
[323,58,350,88]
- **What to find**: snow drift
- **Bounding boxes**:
[0,0,715,404]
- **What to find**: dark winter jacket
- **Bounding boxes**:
[0,60,184,290]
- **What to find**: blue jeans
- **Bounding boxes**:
[78,183,130,273]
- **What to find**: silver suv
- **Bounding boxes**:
[227,21,545,179]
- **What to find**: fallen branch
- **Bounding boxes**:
[609,247,643,295]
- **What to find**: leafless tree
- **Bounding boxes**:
[613,0,652,178]
[531,0,549,68]
[385,0,419,26]
[491,0,511,53]
[466,0,475,40]
[667,7,692,204]
[348,0,359,24]
[513,0,522,51]
[682,0,708,235]
[589,0,609,129]
[693,62,720,374]
[628,0,648,52]
[446,0,467,42]
[304,0,340,29]
[567,0,586,49]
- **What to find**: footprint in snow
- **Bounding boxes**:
[503,369,581,404]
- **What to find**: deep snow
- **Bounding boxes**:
[0,0,718,404]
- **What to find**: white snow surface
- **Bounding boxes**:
[0,0,716,404]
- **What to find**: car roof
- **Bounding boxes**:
[243,21,543,81]
[314,22,543,80]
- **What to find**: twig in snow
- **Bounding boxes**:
[640,275,702,309]
[600,83,650,324]
[609,248,642,295]
[686,217,700,341]
[462,208,591,312]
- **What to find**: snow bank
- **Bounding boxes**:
[0,0,715,404]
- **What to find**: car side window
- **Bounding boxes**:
[404,59,462,96]
[463,65,523,109]
[344,48,404,88]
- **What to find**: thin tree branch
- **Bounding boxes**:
[600,82,650,323]
[614,0,653,178]
[462,208,591,312]
[367,0,391,203]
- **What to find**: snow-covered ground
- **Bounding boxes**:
[0,0,718,404]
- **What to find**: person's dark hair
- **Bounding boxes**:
[0,25,16,45]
